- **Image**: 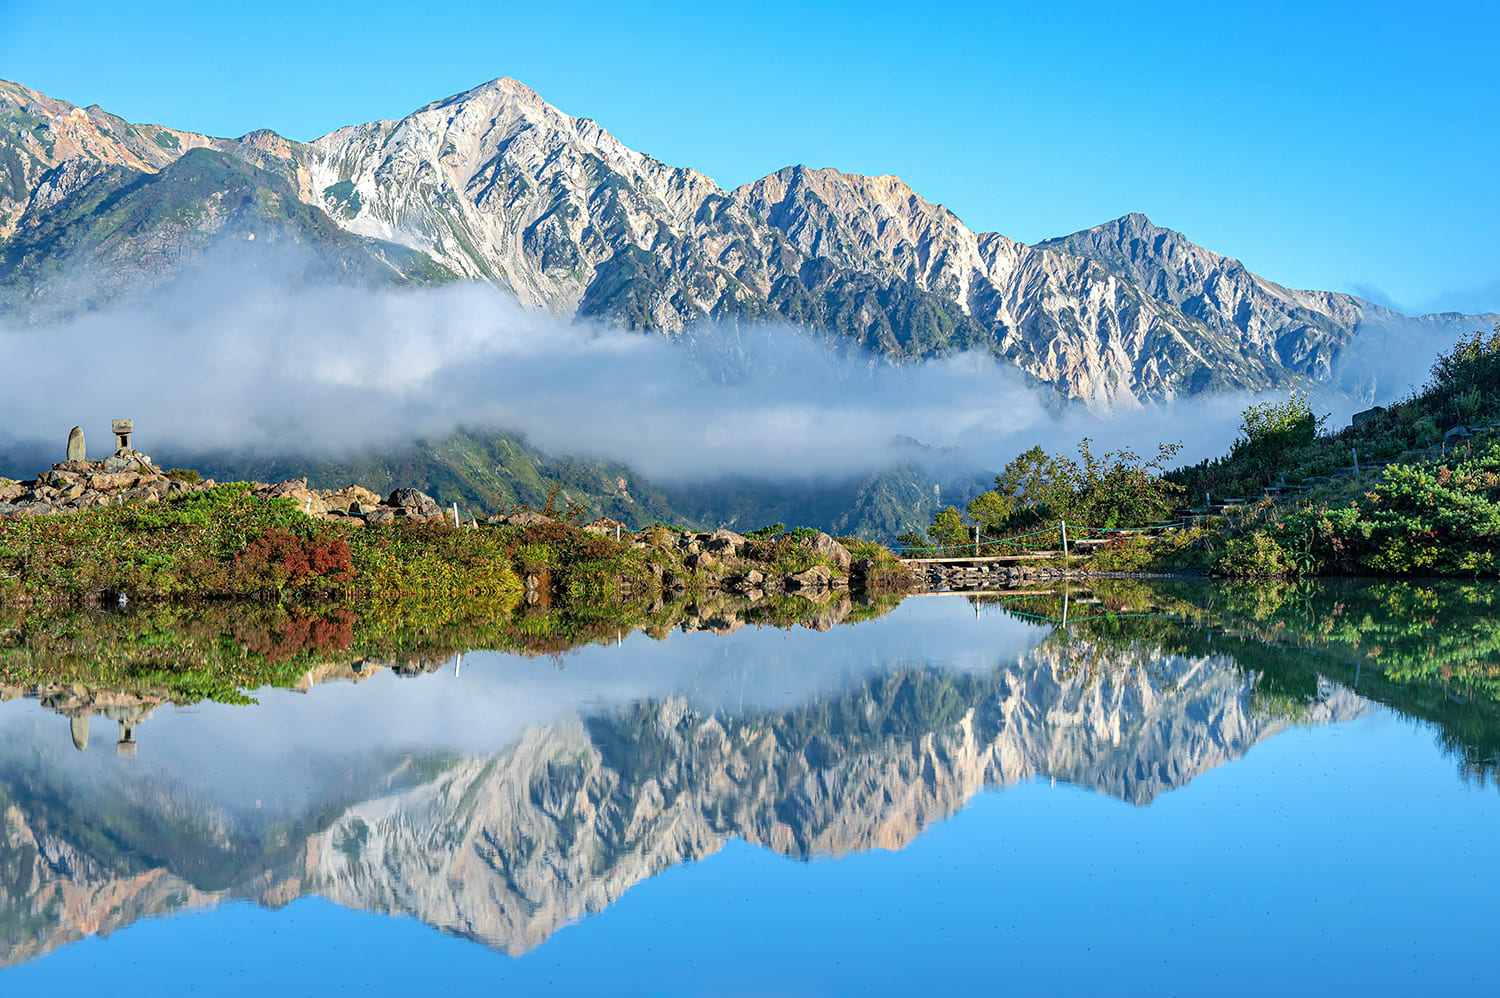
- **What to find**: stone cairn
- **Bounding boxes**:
[0,418,201,516]
[0,421,473,524]
[0,680,161,757]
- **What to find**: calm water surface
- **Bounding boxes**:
[1,583,1496,995]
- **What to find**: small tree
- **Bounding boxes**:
[1428,324,1500,393]
[936,438,1185,542]
[1424,324,1500,427]
[966,445,1070,532]
[1238,390,1324,446]
[965,489,1016,533]
[927,506,969,549]
[1064,438,1184,528]
[1230,390,1327,474]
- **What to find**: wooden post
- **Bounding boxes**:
[1060,520,1069,560]
[974,525,980,557]
[453,502,460,528]
[1352,447,1359,476]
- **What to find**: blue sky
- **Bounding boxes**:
[3,0,1496,314]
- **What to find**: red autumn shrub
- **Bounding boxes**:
[239,609,355,662]
[236,529,355,591]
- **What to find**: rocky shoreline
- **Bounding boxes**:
[0,458,472,525]
[906,558,1213,593]
[0,437,910,608]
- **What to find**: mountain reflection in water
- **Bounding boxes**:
[1,581,1495,971]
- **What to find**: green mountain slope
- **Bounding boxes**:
[0,147,453,325]
[163,431,965,540]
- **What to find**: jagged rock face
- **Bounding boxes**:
[0,84,449,325]
[733,167,990,301]
[3,76,1494,402]
[0,80,213,239]
[299,95,1297,401]
[1039,213,1382,381]
[306,79,724,314]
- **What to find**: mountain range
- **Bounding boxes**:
[3,76,1492,404]
[0,629,1365,967]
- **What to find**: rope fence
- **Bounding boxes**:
[974,590,1190,627]
[893,516,1203,561]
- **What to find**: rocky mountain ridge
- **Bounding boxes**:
[4,76,1491,402]
[0,637,1366,964]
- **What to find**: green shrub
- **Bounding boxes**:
[927,506,970,549]
[1217,531,1290,577]
[1089,535,1154,572]
[924,438,1183,546]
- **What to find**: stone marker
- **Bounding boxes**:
[66,426,86,462]
[116,720,137,758]
[112,419,134,454]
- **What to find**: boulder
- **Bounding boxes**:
[787,564,833,590]
[705,529,746,555]
[799,531,853,570]
[118,487,160,505]
[502,510,554,527]
[283,488,331,516]
[584,517,627,535]
[267,477,310,498]
[1351,406,1385,428]
[387,487,440,515]
[86,472,138,491]
[322,485,382,510]
[805,596,855,632]
[100,454,146,474]
[1444,424,1473,444]
[711,618,746,636]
